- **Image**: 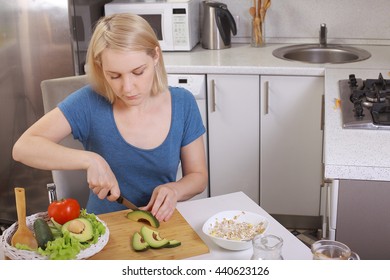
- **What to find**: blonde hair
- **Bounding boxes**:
[86,13,168,103]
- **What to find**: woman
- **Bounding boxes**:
[12,14,208,222]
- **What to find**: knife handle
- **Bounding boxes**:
[107,190,121,203]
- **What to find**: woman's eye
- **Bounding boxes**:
[110,75,120,80]
[133,70,144,76]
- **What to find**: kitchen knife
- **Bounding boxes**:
[108,191,139,211]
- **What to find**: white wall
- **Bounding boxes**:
[215,0,390,45]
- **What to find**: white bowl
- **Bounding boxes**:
[202,210,269,251]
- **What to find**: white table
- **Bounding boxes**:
[177,191,312,260]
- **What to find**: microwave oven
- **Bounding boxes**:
[104,0,200,51]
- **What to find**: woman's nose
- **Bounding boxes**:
[122,75,134,92]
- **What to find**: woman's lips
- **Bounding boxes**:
[124,94,138,100]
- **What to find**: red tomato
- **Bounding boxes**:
[48,198,80,225]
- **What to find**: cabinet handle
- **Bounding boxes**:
[211,79,216,112]
[264,81,269,115]
[321,94,325,131]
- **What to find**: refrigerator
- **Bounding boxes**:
[0,0,110,232]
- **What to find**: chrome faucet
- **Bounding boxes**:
[319,23,327,47]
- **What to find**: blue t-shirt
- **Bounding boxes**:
[58,85,205,214]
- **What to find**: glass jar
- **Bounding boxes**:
[311,240,360,260]
[251,234,284,260]
[251,17,265,48]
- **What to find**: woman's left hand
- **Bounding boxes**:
[140,183,178,222]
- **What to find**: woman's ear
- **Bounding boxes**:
[153,46,160,66]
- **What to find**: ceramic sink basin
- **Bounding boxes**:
[272,44,371,64]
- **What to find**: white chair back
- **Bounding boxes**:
[40,75,89,208]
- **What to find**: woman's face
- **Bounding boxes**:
[101,48,159,106]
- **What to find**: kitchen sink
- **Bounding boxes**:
[272,44,371,64]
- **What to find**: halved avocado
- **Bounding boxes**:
[127,210,160,228]
[140,226,168,249]
[61,217,93,242]
[49,217,63,238]
[165,239,181,248]
[132,232,150,251]
[50,217,62,230]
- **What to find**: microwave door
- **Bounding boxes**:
[143,14,164,41]
[104,3,174,51]
[140,13,173,51]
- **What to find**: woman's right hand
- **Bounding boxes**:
[86,152,120,201]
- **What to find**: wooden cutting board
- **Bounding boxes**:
[89,209,209,260]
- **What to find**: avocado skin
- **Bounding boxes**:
[132,232,150,251]
[50,217,62,230]
[165,239,181,248]
[127,210,160,228]
[61,217,93,242]
[140,226,169,249]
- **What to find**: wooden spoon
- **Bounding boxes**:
[249,7,260,44]
[261,0,271,21]
[265,0,271,9]
[11,187,38,250]
[249,6,256,19]
[258,0,262,16]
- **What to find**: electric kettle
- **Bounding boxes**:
[201,1,237,50]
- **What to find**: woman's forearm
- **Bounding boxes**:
[12,135,93,171]
[175,170,208,201]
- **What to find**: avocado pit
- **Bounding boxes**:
[61,217,93,242]
[67,219,86,234]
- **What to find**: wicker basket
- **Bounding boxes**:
[0,212,109,260]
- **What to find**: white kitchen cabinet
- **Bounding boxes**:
[207,74,260,203]
[260,75,324,216]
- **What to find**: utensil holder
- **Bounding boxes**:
[251,18,265,47]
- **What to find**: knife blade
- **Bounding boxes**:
[108,191,139,211]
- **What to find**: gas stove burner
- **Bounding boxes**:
[372,104,390,125]
[365,95,386,103]
[361,100,373,108]
[339,72,390,130]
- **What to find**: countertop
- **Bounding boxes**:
[163,43,390,181]
[163,43,390,75]
[176,191,312,260]
[323,68,390,181]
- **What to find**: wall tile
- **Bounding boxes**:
[210,0,390,45]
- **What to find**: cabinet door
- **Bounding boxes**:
[207,74,260,203]
[260,75,324,216]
